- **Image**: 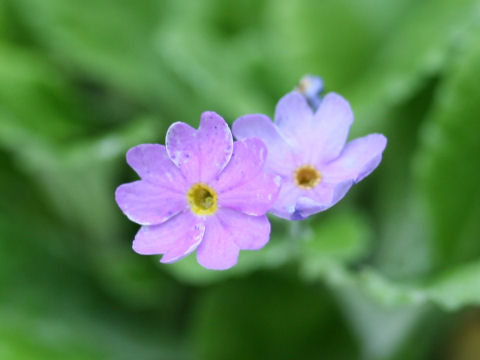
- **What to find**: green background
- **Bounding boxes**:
[1,0,480,359]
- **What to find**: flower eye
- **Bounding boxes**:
[187,183,218,216]
[294,165,322,190]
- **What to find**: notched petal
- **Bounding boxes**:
[196,215,240,270]
[216,209,271,251]
[214,138,267,192]
[232,114,298,175]
[274,91,313,142]
[294,180,353,219]
[166,112,233,183]
[126,143,187,191]
[132,211,205,263]
[312,92,354,162]
[218,172,281,216]
[322,133,387,183]
[115,180,186,225]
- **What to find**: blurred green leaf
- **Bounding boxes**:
[0,42,174,307]
[0,43,84,142]
[373,84,437,281]
[426,261,480,311]
[10,0,207,122]
[190,273,359,360]
[155,3,272,120]
[303,211,371,260]
[334,284,427,360]
[299,210,372,280]
[0,295,189,360]
[0,154,188,360]
[307,259,480,312]
[346,0,480,136]
[266,0,415,90]
[0,2,6,35]
[415,24,480,270]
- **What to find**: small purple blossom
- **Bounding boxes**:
[115,112,280,270]
[233,91,387,220]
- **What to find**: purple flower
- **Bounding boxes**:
[115,112,280,270]
[233,91,387,220]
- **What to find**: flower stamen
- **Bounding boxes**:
[187,183,218,215]
[294,165,322,190]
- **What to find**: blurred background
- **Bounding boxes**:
[1,0,480,359]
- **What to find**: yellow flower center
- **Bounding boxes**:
[187,183,218,216]
[294,165,322,190]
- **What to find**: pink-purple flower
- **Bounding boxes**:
[115,112,280,270]
[233,91,387,220]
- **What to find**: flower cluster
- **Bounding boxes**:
[115,77,387,270]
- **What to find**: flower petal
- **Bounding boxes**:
[218,171,280,216]
[196,215,240,270]
[132,211,205,263]
[126,144,187,192]
[213,138,266,192]
[232,114,298,175]
[294,181,353,219]
[270,179,353,220]
[115,180,186,225]
[271,182,333,221]
[166,111,233,183]
[322,134,387,183]
[274,91,313,142]
[269,181,302,220]
[311,92,354,162]
[216,209,271,250]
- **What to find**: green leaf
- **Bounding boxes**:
[265,0,415,90]
[299,209,372,281]
[334,284,427,360]
[306,258,480,312]
[0,45,171,304]
[426,261,480,310]
[346,0,480,136]
[0,43,84,142]
[415,24,480,269]
[372,85,437,281]
[190,274,359,360]
[10,0,193,119]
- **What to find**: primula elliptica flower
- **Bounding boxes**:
[233,91,387,220]
[115,112,280,270]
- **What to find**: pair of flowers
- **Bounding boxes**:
[115,85,387,270]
